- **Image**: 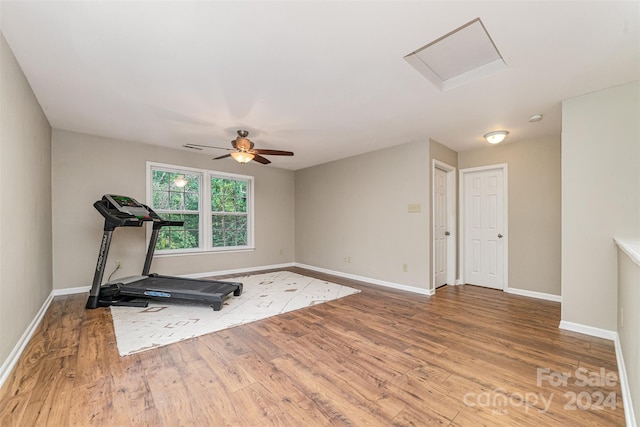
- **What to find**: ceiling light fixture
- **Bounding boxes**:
[484,130,509,144]
[528,114,543,123]
[173,175,188,188]
[230,151,255,164]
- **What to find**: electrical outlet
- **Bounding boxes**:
[344,256,351,263]
[402,263,408,272]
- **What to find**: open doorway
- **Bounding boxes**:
[432,160,457,290]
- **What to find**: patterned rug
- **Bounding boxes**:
[110,271,360,356]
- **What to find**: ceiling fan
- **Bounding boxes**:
[183,130,294,165]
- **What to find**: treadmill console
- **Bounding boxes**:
[94,194,182,232]
[104,194,152,219]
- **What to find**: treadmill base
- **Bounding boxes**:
[88,275,243,311]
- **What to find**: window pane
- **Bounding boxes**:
[185,176,198,192]
[212,229,225,247]
[170,231,186,249]
[212,214,223,229]
[184,214,199,229]
[153,191,169,210]
[224,229,236,246]
[237,215,247,229]
[169,192,184,210]
[211,177,223,195]
[236,232,247,246]
[222,179,234,195]
[156,229,171,250]
[236,180,247,196]
[153,170,170,191]
[212,195,223,212]
[237,197,247,213]
[185,192,198,210]
[223,196,235,212]
[187,230,199,248]
[224,215,237,230]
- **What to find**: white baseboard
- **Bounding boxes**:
[51,264,298,295]
[295,263,434,296]
[558,322,635,425]
[558,320,617,341]
[505,287,562,302]
[0,291,54,389]
[181,262,296,279]
[614,333,637,427]
[53,285,90,296]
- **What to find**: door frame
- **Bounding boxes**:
[432,159,457,290]
[459,163,509,290]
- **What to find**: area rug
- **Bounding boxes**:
[109,271,360,356]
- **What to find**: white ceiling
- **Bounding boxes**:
[1,1,638,170]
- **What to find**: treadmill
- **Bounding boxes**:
[86,194,243,311]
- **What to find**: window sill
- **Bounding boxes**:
[154,247,256,258]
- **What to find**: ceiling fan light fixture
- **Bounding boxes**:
[484,130,509,144]
[230,151,255,164]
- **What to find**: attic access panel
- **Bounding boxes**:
[405,18,506,91]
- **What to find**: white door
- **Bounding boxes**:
[463,167,505,290]
[434,167,448,287]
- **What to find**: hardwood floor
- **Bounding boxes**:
[0,267,625,426]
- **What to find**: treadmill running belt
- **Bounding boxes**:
[118,275,243,310]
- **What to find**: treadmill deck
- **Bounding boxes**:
[117,274,243,311]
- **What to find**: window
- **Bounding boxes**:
[211,177,249,247]
[147,162,253,254]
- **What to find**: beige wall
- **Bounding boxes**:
[458,135,561,296]
[0,33,52,363]
[52,129,295,290]
[295,141,431,290]
[561,81,640,331]
[429,139,458,168]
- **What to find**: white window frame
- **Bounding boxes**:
[146,161,255,255]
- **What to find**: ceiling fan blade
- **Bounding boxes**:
[254,149,294,156]
[185,143,232,151]
[252,154,271,164]
[213,154,232,160]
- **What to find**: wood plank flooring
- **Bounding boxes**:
[0,267,625,426]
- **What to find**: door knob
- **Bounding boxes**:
[498,233,503,238]
[445,231,451,236]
